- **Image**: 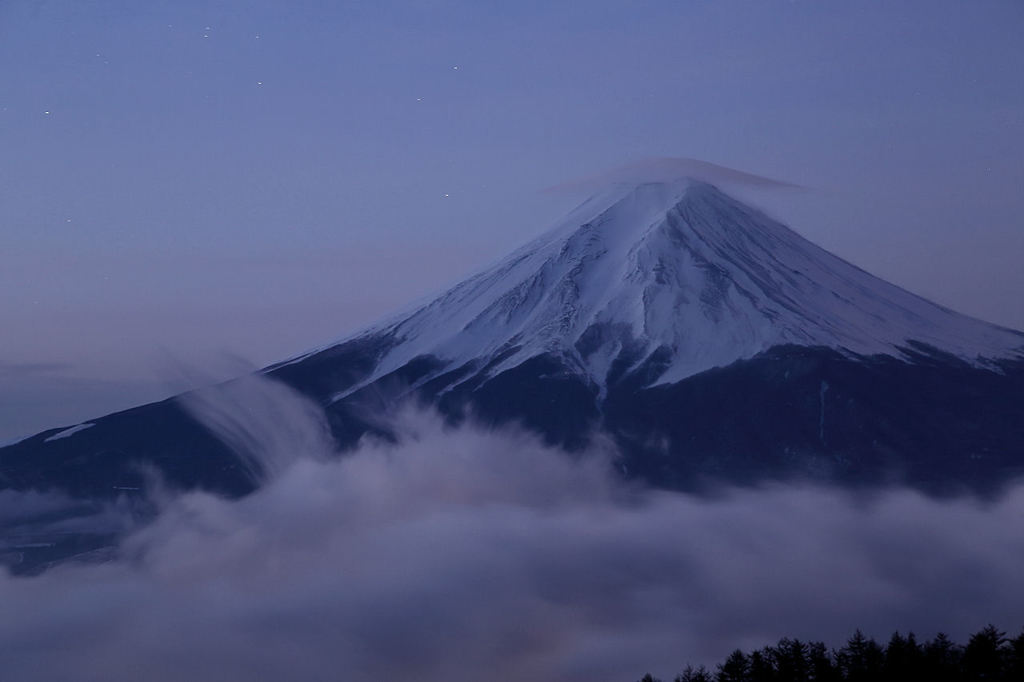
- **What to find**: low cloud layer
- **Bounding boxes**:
[2,377,1023,681]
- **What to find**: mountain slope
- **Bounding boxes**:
[3,180,1024,508]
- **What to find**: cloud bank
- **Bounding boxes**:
[2,377,1023,681]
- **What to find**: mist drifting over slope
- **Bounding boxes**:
[2,376,1023,682]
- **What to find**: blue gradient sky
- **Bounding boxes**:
[2,0,1023,441]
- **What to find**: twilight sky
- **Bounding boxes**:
[2,0,1023,441]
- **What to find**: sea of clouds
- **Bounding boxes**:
[1,375,1022,681]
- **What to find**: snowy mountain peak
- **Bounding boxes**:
[6,178,1024,511]
[314,180,1023,401]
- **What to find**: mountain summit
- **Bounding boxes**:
[293,180,1021,406]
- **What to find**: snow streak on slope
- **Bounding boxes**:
[311,180,1023,401]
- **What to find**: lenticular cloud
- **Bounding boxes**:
[543,156,803,193]
[2,376,1023,682]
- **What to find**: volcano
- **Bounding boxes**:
[3,180,1023,507]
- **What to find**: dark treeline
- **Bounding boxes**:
[634,625,1024,682]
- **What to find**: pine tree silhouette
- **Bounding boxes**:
[772,638,810,682]
[748,649,773,682]
[882,631,922,681]
[963,625,1007,681]
[835,630,884,682]
[807,640,840,682]
[1007,629,1024,681]
[715,649,750,682]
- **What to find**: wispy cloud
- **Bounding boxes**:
[544,157,804,194]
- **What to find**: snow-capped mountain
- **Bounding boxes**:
[283,179,1021,406]
[3,177,1024,564]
